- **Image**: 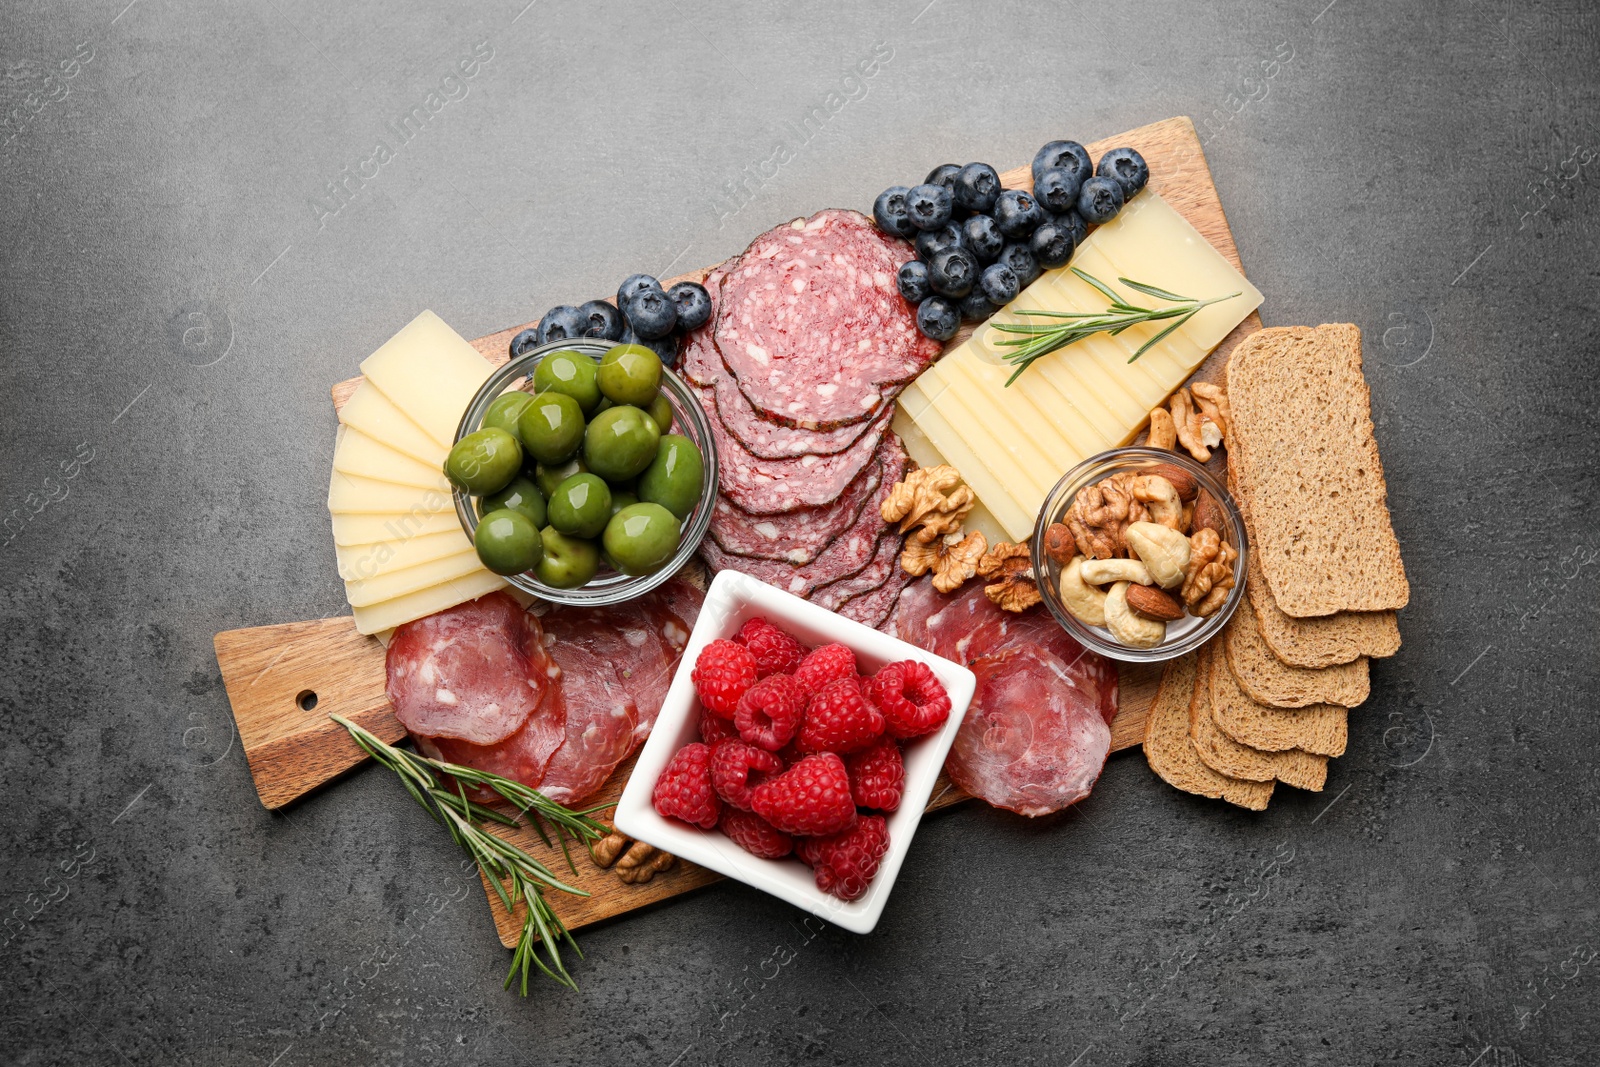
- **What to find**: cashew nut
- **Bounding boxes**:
[1105,581,1166,649]
[1125,521,1191,589]
[1130,475,1183,530]
[1079,558,1152,587]
[1057,557,1107,626]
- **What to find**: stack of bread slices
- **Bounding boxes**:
[1144,324,1409,809]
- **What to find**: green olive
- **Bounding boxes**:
[474,508,544,575]
[608,487,638,518]
[533,349,602,414]
[637,434,705,520]
[597,343,662,407]
[478,475,546,528]
[517,391,586,465]
[536,525,601,589]
[583,404,661,482]
[603,502,681,576]
[534,455,588,500]
[482,391,534,437]
[548,473,612,539]
[444,428,522,496]
[647,393,675,434]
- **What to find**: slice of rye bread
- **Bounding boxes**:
[1143,652,1273,811]
[1229,464,1401,667]
[1224,597,1371,708]
[1226,323,1410,617]
[1209,640,1347,757]
[1189,645,1328,792]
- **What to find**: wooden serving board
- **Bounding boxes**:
[215,115,1258,945]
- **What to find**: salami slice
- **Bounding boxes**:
[711,369,880,459]
[715,210,938,430]
[651,574,703,636]
[836,568,913,629]
[414,684,567,803]
[813,528,901,612]
[535,639,640,806]
[543,592,691,745]
[946,644,1112,817]
[709,445,887,563]
[385,592,559,746]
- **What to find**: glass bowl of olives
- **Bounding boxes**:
[447,339,718,606]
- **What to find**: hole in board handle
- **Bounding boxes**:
[295,690,319,712]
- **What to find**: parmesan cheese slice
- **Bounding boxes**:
[350,569,506,636]
[359,310,495,448]
[333,426,450,491]
[338,379,446,468]
[343,547,488,607]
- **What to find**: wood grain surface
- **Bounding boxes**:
[216,114,1256,944]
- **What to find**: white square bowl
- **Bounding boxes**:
[614,569,975,934]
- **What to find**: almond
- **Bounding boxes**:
[1125,583,1185,622]
[1145,462,1198,501]
[1191,489,1226,534]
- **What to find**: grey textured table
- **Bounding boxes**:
[3,1,1598,1064]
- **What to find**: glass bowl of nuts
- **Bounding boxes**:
[1031,447,1248,663]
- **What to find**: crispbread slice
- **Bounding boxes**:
[1189,645,1328,792]
[1143,652,1273,811]
[1229,465,1402,667]
[1224,597,1371,708]
[1226,324,1409,616]
[1209,640,1347,756]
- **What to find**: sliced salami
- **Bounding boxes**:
[836,568,913,630]
[946,644,1112,817]
[414,684,567,803]
[535,638,640,806]
[543,589,693,745]
[385,592,559,746]
[714,210,936,430]
[814,528,901,612]
[711,368,880,459]
[709,445,887,563]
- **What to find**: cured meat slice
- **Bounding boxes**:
[535,639,640,806]
[836,569,913,629]
[414,684,568,803]
[711,370,880,459]
[709,446,886,564]
[946,644,1112,817]
[699,438,907,597]
[651,574,703,636]
[385,592,558,746]
[681,264,731,388]
[695,381,892,514]
[715,210,938,430]
[814,528,900,612]
[543,592,690,745]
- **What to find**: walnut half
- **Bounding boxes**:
[902,530,987,593]
[881,465,975,543]
[977,541,1041,612]
[591,828,676,885]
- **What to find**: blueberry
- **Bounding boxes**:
[638,331,681,368]
[623,287,678,340]
[1033,166,1083,215]
[992,189,1044,239]
[1076,176,1125,224]
[510,327,542,359]
[926,247,977,299]
[996,243,1041,288]
[616,273,662,309]
[924,163,962,191]
[1032,140,1093,190]
[1096,146,1149,199]
[536,305,585,345]
[978,262,1020,305]
[665,281,712,331]
[897,260,931,304]
[916,295,960,342]
[576,299,625,341]
[1029,217,1079,270]
[954,162,1001,215]
[914,222,965,262]
[1050,209,1088,248]
[905,183,954,232]
[873,185,918,238]
[961,214,1006,263]
[959,290,998,322]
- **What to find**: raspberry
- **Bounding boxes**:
[793,642,858,691]
[733,617,806,677]
[845,736,904,812]
[866,660,952,740]
[709,739,784,811]
[719,808,793,859]
[652,743,721,829]
[796,815,890,901]
[698,708,741,746]
[692,639,758,719]
[734,673,807,752]
[750,752,857,837]
[797,677,884,755]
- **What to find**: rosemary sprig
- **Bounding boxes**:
[991,267,1241,386]
[331,714,610,993]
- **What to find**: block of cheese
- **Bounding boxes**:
[344,548,488,607]
[338,379,446,468]
[897,190,1263,541]
[351,569,506,636]
[328,471,456,515]
[335,528,473,582]
[330,508,461,547]
[333,426,450,491]
[359,310,495,448]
